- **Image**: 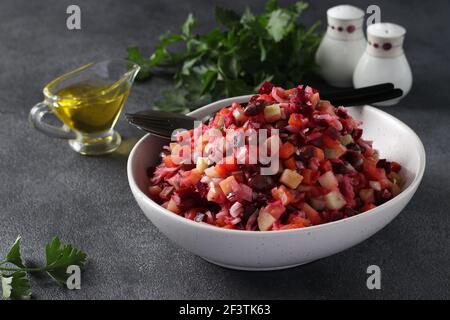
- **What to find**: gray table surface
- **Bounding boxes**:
[1,0,449,300]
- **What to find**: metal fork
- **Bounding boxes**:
[126,83,403,138]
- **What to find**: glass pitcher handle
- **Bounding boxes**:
[29,102,76,139]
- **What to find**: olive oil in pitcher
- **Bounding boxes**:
[30,59,140,155]
[50,79,131,134]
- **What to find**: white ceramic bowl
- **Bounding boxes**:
[127,96,425,270]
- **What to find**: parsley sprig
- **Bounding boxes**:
[0,236,87,300]
[127,0,322,113]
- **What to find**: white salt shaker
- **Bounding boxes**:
[315,5,366,88]
[353,23,412,106]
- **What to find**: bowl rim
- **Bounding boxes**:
[127,95,426,236]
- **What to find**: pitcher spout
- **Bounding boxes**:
[122,60,141,84]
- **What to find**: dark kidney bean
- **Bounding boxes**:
[326,126,340,140]
[343,150,363,169]
[331,160,350,174]
[244,100,267,116]
[336,107,349,119]
[344,207,359,217]
[376,159,391,174]
[352,128,363,141]
[346,142,361,152]
[248,174,275,191]
[375,189,392,205]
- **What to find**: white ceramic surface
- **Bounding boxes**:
[353,23,412,106]
[315,5,366,87]
[127,96,426,271]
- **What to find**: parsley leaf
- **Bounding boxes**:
[1,272,31,300]
[1,236,87,300]
[45,236,87,285]
[5,236,25,268]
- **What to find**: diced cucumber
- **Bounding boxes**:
[339,134,354,146]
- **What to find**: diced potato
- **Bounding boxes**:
[264,104,282,122]
[310,92,320,107]
[279,169,303,189]
[369,180,381,191]
[204,166,220,178]
[167,198,181,214]
[324,191,347,210]
[318,171,339,190]
[262,135,281,156]
[324,144,347,159]
[232,106,248,122]
[219,176,238,195]
[207,184,225,203]
[196,157,209,173]
[169,143,178,152]
[299,202,322,225]
[265,201,286,219]
[257,209,277,231]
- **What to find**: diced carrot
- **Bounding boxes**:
[214,164,229,178]
[163,155,177,167]
[283,157,297,170]
[322,134,339,148]
[217,155,238,172]
[300,168,317,185]
[288,113,304,128]
[279,141,295,159]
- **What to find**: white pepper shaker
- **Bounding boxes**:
[315,5,366,88]
[353,23,412,106]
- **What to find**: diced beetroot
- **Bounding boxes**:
[258,81,274,94]
[239,184,253,202]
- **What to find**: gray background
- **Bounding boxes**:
[0,0,449,299]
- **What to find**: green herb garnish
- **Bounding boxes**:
[0,236,87,300]
[127,0,322,112]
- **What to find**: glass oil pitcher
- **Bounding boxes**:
[29,59,140,155]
